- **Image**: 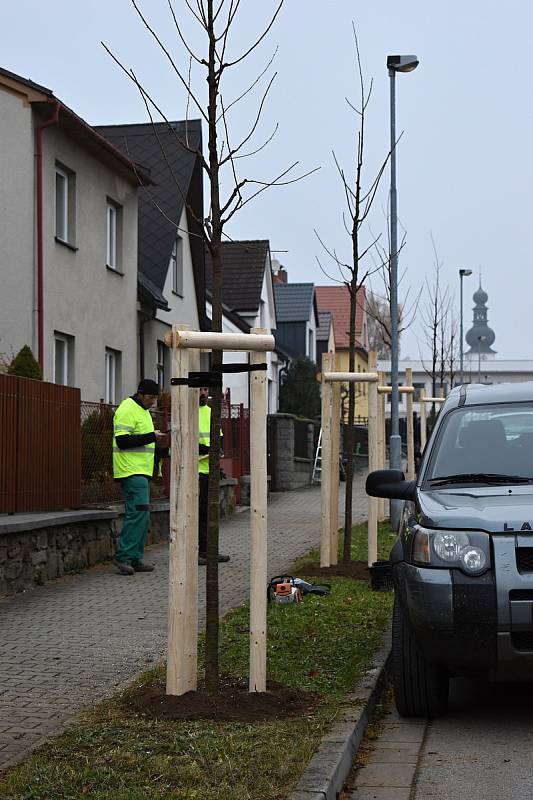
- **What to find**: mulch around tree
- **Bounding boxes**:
[123,677,318,723]
[296,560,370,581]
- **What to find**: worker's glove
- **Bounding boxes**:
[199,444,210,455]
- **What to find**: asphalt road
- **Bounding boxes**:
[348,678,533,799]
[414,678,533,800]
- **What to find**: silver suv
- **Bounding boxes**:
[367,382,533,717]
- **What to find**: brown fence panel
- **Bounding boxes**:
[0,375,18,512]
[16,378,81,511]
[0,375,81,512]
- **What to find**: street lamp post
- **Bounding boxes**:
[459,269,472,385]
[387,54,419,530]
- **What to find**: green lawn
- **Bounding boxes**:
[0,522,394,800]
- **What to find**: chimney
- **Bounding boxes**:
[271,258,288,284]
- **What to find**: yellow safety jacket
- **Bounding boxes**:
[198,404,211,475]
[113,397,155,479]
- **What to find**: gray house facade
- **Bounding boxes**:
[0,67,143,402]
[96,120,208,391]
[273,282,319,363]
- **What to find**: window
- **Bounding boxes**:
[105,348,121,404]
[106,200,122,271]
[413,382,426,401]
[387,383,404,405]
[171,236,183,295]
[308,329,313,361]
[53,332,74,386]
[55,163,75,245]
[157,340,166,391]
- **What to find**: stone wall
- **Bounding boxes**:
[268,413,316,491]
[0,481,237,597]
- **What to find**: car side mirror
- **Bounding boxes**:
[366,469,416,501]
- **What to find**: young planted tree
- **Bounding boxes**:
[106,0,314,693]
[315,25,395,562]
[419,241,451,421]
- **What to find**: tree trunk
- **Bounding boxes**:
[342,283,357,562]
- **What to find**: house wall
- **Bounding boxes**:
[306,312,317,362]
[235,257,279,413]
[41,123,139,402]
[0,88,36,362]
[276,321,306,359]
[142,207,201,388]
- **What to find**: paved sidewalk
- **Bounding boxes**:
[0,474,368,771]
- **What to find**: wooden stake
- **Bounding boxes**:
[249,328,268,693]
[405,368,415,481]
[420,388,427,452]
[320,352,334,567]
[367,351,378,567]
[184,347,199,689]
[378,371,387,521]
[167,324,194,695]
[168,329,275,352]
[329,357,341,566]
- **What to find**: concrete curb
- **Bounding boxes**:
[287,628,392,800]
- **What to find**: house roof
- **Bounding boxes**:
[316,311,333,342]
[205,240,270,312]
[0,66,151,186]
[273,283,317,323]
[315,285,366,349]
[96,120,206,320]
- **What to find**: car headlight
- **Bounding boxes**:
[412,527,490,575]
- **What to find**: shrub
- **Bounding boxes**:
[7,345,42,380]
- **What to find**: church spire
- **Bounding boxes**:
[465,280,496,356]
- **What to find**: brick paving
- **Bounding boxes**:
[0,474,368,770]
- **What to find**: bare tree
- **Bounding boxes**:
[419,241,451,417]
[106,0,315,693]
[314,24,395,563]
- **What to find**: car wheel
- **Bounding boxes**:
[392,595,449,718]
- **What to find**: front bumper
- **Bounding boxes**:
[394,562,497,674]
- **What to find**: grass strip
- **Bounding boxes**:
[0,522,395,800]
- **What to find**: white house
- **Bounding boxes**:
[0,66,144,402]
[206,240,280,413]
[96,120,208,393]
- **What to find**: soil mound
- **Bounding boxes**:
[123,678,318,722]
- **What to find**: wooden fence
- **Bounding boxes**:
[0,375,81,513]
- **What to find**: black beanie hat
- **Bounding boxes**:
[137,379,159,395]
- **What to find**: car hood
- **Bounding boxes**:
[417,487,533,533]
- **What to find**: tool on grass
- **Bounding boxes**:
[267,575,331,604]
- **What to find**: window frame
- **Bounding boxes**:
[53,334,69,385]
[157,340,166,392]
[55,167,69,243]
[105,348,121,405]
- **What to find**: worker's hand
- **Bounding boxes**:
[155,431,170,448]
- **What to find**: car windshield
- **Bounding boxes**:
[425,402,533,485]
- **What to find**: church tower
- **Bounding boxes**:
[465,281,496,359]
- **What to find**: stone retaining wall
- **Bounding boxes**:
[268,413,317,491]
[0,480,237,598]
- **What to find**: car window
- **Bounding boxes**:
[426,403,533,481]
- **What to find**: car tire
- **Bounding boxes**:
[392,595,449,718]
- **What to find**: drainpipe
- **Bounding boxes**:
[35,100,60,373]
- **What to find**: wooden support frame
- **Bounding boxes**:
[166,324,274,696]
[419,393,444,452]
[405,368,415,480]
[320,351,380,568]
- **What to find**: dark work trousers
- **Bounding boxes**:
[115,474,150,563]
[198,473,209,555]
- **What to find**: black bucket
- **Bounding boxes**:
[369,560,394,592]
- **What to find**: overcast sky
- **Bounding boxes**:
[3,1,532,359]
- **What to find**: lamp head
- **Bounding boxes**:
[387,55,419,73]
[459,269,473,277]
